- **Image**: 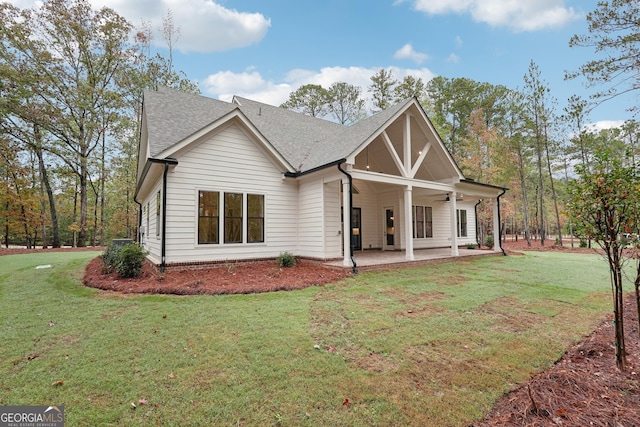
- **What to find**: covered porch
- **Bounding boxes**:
[326,246,503,271]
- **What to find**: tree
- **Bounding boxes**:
[567,0,640,109]
[523,61,562,245]
[280,84,329,118]
[393,75,426,104]
[562,95,593,170]
[368,68,397,113]
[424,77,482,157]
[0,0,134,247]
[568,150,640,370]
[160,9,180,76]
[504,91,533,245]
[326,82,365,125]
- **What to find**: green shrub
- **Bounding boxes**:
[579,238,588,248]
[102,244,121,274]
[277,251,296,268]
[116,243,147,278]
[484,235,494,248]
[102,242,147,278]
[465,243,477,249]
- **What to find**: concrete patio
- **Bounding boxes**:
[324,247,505,271]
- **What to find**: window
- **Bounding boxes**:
[156,191,161,237]
[146,203,150,241]
[412,206,433,238]
[199,191,265,244]
[198,191,219,244]
[247,194,264,243]
[224,193,243,243]
[457,209,468,238]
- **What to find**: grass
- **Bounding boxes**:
[0,250,626,426]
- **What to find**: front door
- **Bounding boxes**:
[384,207,395,249]
[352,207,362,251]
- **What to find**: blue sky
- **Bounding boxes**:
[12,0,637,128]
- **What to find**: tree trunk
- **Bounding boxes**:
[78,156,88,247]
[606,241,627,371]
[543,126,562,245]
[100,133,106,246]
[635,260,640,341]
[20,204,30,248]
[516,144,532,246]
[73,177,78,248]
[35,143,60,248]
[536,138,545,246]
[38,172,47,249]
[3,209,8,248]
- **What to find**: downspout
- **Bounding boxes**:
[497,188,507,256]
[134,198,142,243]
[474,199,482,247]
[143,157,178,272]
[337,162,358,274]
[160,161,170,271]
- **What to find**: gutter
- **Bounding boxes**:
[497,187,507,256]
[474,199,482,248]
[134,157,179,272]
[337,162,358,274]
[284,158,347,178]
[134,198,142,243]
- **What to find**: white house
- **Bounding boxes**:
[135,87,507,272]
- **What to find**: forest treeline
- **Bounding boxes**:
[1,0,638,248]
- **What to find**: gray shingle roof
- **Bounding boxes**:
[143,87,413,173]
[144,87,237,157]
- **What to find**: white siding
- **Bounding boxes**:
[323,180,342,258]
[297,178,325,259]
[352,181,380,251]
[140,182,162,264]
[162,123,299,264]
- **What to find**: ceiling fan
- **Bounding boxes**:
[434,193,464,202]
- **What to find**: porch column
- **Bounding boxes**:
[492,197,501,252]
[342,178,352,267]
[404,185,414,261]
[450,191,459,256]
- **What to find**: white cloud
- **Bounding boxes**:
[10,0,271,53]
[394,43,429,64]
[412,0,581,32]
[585,120,625,133]
[202,66,437,107]
[446,53,460,63]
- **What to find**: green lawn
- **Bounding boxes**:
[0,250,622,426]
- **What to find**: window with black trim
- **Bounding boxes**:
[224,193,243,243]
[198,191,219,244]
[412,206,433,238]
[457,209,468,237]
[156,191,161,237]
[247,194,264,243]
[199,191,265,244]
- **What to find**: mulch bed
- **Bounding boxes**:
[476,239,640,426]
[82,256,351,295]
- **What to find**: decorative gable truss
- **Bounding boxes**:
[332,100,505,267]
